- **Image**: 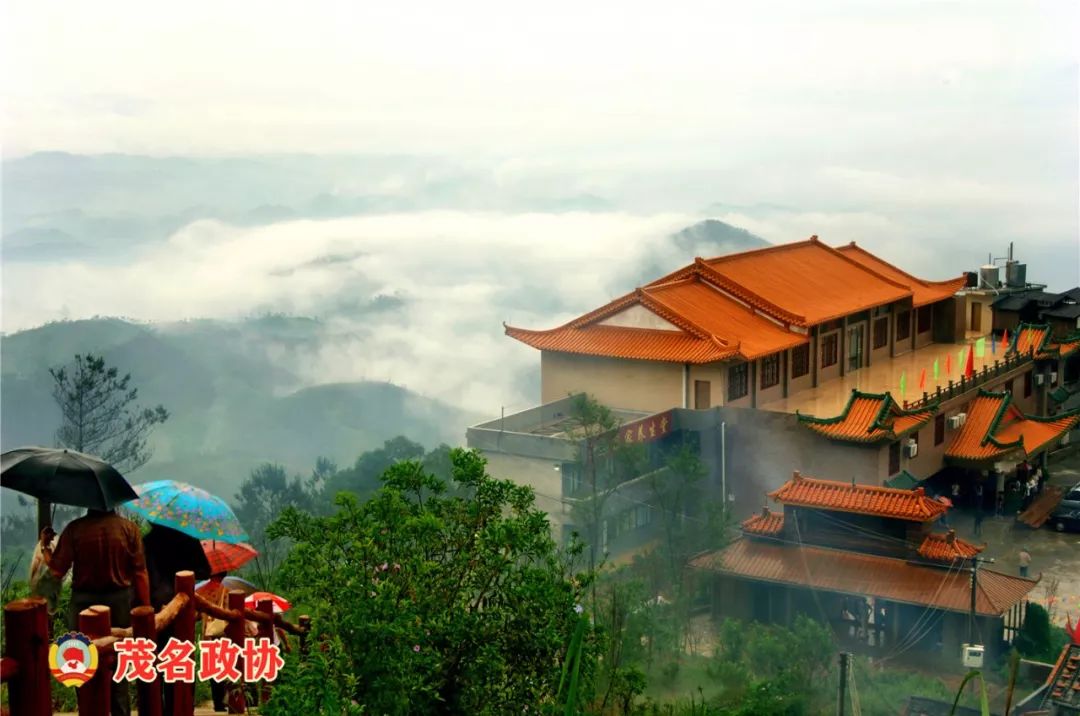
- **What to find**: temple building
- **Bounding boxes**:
[690,471,1039,664]
[467,236,1080,557]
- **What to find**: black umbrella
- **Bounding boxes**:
[1,447,138,511]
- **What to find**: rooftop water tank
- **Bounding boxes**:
[979,264,1000,289]
[1005,261,1027,288]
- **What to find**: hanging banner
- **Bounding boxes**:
[619,410,674,445]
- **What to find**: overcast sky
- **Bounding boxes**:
[4,1,1077,159]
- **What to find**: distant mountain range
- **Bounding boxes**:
[1,153,618,262]
[0,316,477,502]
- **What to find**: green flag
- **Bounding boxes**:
[933,358,940,380]
[958,349,965,367]
[899,371,906,397]
[975,337,986,358]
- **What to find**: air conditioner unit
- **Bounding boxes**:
[906,439,918,458]
[956,412,967,427]
[1062,433,1072,446]
[961,644,984,669]
[1050,372,1058,384]
[947,415,962,430]
[1035,374,1044,385]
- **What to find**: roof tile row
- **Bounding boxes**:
[507,237,965,364]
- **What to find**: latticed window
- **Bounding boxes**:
[821,333,839,368]
[791,344,810,378]
[728,363,749,401]
[917,306,932,334]
[873,317,889,349]
[760,353,781,389]
[896,311,912,341]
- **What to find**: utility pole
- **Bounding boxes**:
[720,421,727,522]
[968,556,995,645]
[837,651,851,716]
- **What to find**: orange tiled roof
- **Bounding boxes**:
[1011,323,1051,357]
[768,471,947,522]
[1054,335,1080,359]
[836,243,967,307]
[945,389,1080,463]
[741,507,785,536]
[507,236,961,364]
[694,237,912,325]
[917,531,985,562]
[505,270,807,364]
[797,390,937,443]
[689,538,1038,616]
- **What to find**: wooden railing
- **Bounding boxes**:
[902,349,1034,411]
[1,570,310,716]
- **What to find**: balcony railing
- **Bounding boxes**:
[902,349,1034,411]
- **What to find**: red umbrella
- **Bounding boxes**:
[201,540,258,573]
[245,592,291,613]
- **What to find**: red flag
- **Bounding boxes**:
[965,345,975,378]
[1001,328,1009,352]
[945,353,952,376]
[1067,613,1080,645]
[918,368,926,390]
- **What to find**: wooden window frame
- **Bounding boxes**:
[934,414,945,446]
[896,310,912,342]
[916,306,932,334]
[760,353,781,390]
[821,332,839,368]
[872,317,889,349]
[728,363,749,401]
[791,344,810,379]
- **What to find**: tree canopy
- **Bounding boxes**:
[264,447,596,715]
[50,353,168,472]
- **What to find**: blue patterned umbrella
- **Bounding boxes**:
[124,480,248,543]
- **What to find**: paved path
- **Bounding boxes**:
[948,447,1080,628]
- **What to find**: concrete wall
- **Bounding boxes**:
[818,328,842,383]
[894,307,914,357]
[688,362,730,408]
[915,306,935,348]
[677,407,882,518]
[788,339,814,396]
[954,294,994,335]
[870,315,892,365]
[541,351,683,413]
[756,353,785,407]
[480,451,571,531]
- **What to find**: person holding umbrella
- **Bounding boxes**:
[4,447,147,716]
[39,510,149,716]
[124,480,248,715]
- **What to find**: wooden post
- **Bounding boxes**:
[132,605,162,716]
[225,591,247,714]
[298,615,311,656]
[78,606,112,716]
[256,599,273,704]
[3,597,51,716]
[172,571,196,716]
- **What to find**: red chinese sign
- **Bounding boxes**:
[619,410,674,445]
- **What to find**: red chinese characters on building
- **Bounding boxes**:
[620,411,673,445]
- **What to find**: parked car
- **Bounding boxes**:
[1050,482,1080,532]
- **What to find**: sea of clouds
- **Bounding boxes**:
[3,208,1076,418]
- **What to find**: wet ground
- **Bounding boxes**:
[948,447,1080,628]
